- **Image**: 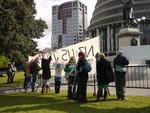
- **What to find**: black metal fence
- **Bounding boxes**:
[50,65,150,89]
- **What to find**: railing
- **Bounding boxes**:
[48,65,150,94]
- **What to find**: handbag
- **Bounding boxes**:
[106,61,115,83]
[106,69,115,83]
[115,65,126,72]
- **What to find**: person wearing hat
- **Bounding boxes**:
[75,51,88,103]
[114,51,129,100]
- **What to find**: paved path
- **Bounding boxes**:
[0,84,150,96]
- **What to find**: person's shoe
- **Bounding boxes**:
[122,97,128,100]
[32,90,36,92]
[95,99,100,102]
[41,90,44,94]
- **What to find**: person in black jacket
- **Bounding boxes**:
[114,51,129,100]
[96,53,112,101]
[41,53,52,93]
[76,51,88,103]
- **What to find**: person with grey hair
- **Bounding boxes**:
[114,51,129,100]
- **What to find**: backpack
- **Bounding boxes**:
[29,63,35,74]
[56,63,61,69]
[83,62,92,73]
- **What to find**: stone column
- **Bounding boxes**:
[96,28,100,36]
[89,30,92,39]
[107,25,110,53]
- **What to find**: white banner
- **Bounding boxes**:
[121,45,150,61]
[30,36,100,74]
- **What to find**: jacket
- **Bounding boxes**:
[114,55,129,68]
[64,63,76,76]
[41,56,52,79]
[76,58,88,78]
[96,58,111,85]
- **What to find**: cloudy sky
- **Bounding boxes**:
[35,0,97,50]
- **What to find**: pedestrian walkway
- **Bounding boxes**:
[0,85,150,96]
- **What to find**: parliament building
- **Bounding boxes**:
[87,0,150,55]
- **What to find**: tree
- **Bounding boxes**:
[0,0,48,63]
[0,55,10,68]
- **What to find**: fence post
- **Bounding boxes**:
[93,74,97,96]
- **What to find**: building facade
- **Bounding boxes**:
[51,0,88,49]
[87,0,150,55]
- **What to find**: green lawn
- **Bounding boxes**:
[0,71,25,87]
[0,72,150,113]
[0,91,150,113]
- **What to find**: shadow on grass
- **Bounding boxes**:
[0,92,150,113]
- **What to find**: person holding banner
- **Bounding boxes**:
[114,51,129,100]
[54,57,64,94]
[41,53,52,93]
[64,56,76,99]
[76,52,88,103]
[30,57,41,92]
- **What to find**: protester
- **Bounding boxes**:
[6,64,12,84]
[30,57,41,92]
[41,53,52,93]
[96,53,112,101]
[23,61,32,92]
[10,62,17,83]
[75,52,88,103]
[64,56,76,99]
[114,51,129,100]
[54,57,64,94]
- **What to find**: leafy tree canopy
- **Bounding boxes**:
[0,0,48,64]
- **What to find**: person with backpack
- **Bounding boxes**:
[64,56,76,99]
[54,57,64,94]
[30,57,41,92]
[96,53,112,101]
[41,53,52,93]
[75,52,89,103]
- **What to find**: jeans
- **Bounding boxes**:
[25,77,32,90]
[31,75,38,91]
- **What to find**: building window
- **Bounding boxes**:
[53,6,57,11]
[73,1,78,7]
[73,8,77,10]
[85,6,87,11]
[53,12,56,15]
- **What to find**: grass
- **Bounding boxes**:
[0,71,150,113]
[0,71,25,87]
[0,91,150,113]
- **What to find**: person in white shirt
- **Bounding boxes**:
[54,58,64,94]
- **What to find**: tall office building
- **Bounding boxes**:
[87,0,150,55]
[51,0,88,49]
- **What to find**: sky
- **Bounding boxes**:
[35,0,97,50]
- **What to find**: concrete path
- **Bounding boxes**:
[0,84,150,96]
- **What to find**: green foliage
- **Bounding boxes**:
[0,0,48,63]
[0,55,10,68]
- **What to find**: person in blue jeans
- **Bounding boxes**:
[23,61,32,92]
[30,57,41,92]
